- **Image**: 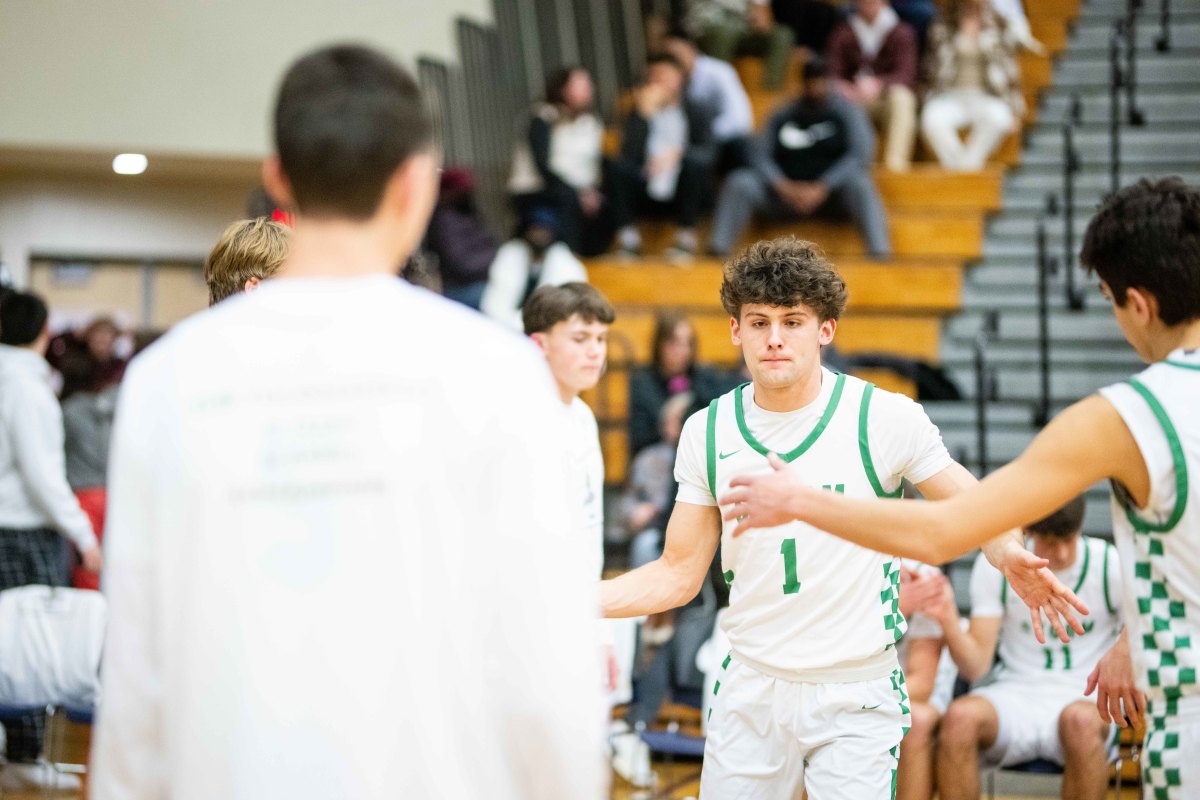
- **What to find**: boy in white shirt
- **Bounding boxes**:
[91,44,605,800]
[930,496,1122,800]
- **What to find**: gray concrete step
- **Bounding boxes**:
[1071,19,1200,50]
[945,308,1125,343]
[947,363,1132,401]
[1040,91,1200,124]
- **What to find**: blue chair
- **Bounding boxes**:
[638,726,705,799]
[986,747,1140,800]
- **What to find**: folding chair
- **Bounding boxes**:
[44,703,95,788]
[639,725,705,800]
[985,744,1141,800]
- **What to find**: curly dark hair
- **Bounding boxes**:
[1081,177,1200,326]
[720,237,848,321]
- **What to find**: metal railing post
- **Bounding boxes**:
[1126,0,1146,125]
[1156,0,1172,51]
[1063,94,1085,310]
[1035,196,1060,428]
[973,311,1000,476]
[1109,22,1124,196]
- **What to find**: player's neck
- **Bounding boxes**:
[555,383,578,406]
[751,365,824,413]
[1159,319,1200,357]
[276,219,407,280]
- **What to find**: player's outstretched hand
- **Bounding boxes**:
[1000,544,1089,644]
[720,453,808,536]
[1085,631,1145,730]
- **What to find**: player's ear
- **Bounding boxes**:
[243,276,262,295]
[818,318,836,346]
[529,331,549,354]
[729,316,742,346]
[1125,286,1158,326]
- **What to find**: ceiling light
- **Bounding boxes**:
[112,153,148,175]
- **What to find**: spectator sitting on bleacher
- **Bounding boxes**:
[425,167,499,309]
[769,0,845,63]
[480,207,587,333]
[707,56,892,259]
[990,0,1047,54]
[508,66,620,257]
[927,496,1127,799]
[683,0,796,90]
[920,0,1024,172]
[613,53,717,260]
[827,0,920,172]
[663,28,757,174]
[621,392,694,568]
[628,311,731,457]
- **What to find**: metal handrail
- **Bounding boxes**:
[1062,93,1085,310]
[1156,0,1172,52]
[1035,196,1060,428]
[1126,0,1147,125]
[1109,21,1125,196]
[973,311,1001,476]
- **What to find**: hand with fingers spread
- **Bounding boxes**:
[719,452,813,536]
[995,539,1090,644]
[1085,628,1146,730]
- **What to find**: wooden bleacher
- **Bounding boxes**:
[587,0,1082,485]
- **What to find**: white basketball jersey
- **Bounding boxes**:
[699,371,948,682]
[1100,348,1200,705]
[972,537,1122,685]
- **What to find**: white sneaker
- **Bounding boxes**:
[611,731,655,788]
[0,761,82,792]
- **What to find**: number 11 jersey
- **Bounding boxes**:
[675,368,953,682]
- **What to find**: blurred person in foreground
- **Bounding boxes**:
[90,43,606,800]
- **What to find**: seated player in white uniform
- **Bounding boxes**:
[931,496,1122,800]
[599,237,1085,799]
[895,560,952,800]
[523,282,620,691]
[721,178,1200,799]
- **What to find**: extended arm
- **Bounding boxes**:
[721,395,1144,565]
[600,501,721,617]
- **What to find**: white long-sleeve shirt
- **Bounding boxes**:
[0,344,97,551]
[687,54,754,142]
[90,276,607,800]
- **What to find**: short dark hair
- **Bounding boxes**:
[646,53,685,73]
[1081,177,1200,326]
[720,237,848,321]
[0,291,49,346]
[544,66,586,106]
[1025,495,1087,539]
[523,282,616,336]
[273,44,433,220]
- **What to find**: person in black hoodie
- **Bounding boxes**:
[707,56,892,260]
[612,53,718,260]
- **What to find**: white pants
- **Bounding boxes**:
[920,88,1015,171]
[700,657,910,799]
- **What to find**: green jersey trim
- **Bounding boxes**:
[1164,359,1200,372]
[732,373,847,462]
[1072,537,1091,594]
[1103,541,1117,614]
[706,397,720,499]
[858,383,905,499]
[1121,379,1189,534]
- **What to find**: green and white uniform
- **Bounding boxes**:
[676,368,952,799]
[966,537,1122,766]
[1100,348,1200,799]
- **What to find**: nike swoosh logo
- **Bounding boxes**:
[861,703,882,711]
[719,450,740,460]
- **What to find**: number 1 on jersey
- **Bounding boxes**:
[781,538,801,594]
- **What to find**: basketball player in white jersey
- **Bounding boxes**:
[722,178,1200,797]
[599,237,1087,798]
[523,282,620,689]
[933,496,1122,800]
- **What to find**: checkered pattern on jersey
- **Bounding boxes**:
[880,562,907,645]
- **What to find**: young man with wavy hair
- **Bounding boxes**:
[723,179,1200,798]
[600,236,1083,797]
